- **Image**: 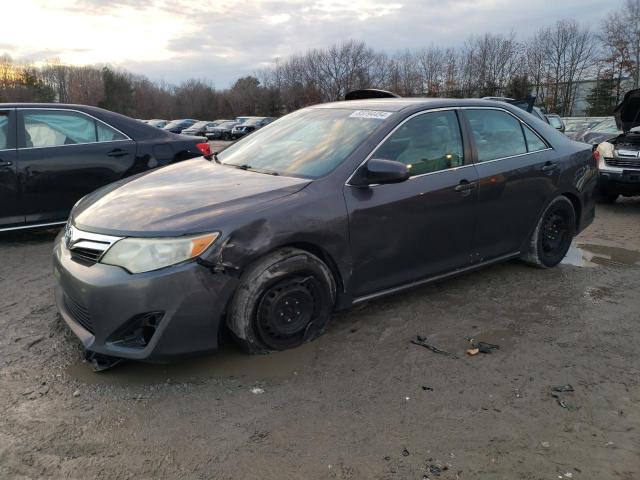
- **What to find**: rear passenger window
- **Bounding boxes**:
[522,124,547,152]
[22,110,127,148]
[372,110,464,177]
[97,122,127,142]
[466,109,526,162]
[24,111,96,148]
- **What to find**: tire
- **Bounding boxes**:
[521,196,576,268]
[226,248,336,353]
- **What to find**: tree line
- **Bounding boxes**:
[0,0,636,119]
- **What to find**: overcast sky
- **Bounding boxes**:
[3,0,621,88]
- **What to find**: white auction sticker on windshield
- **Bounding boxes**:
[349,110,392,120]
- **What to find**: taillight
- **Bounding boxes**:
[591,149,600,168]
[196,142,212,156]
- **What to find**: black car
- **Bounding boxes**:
[0,103,211,232]
[163,119,198,134]
[181,120,219,137]
[147,119,168,128]
[230,117,276,139]
[54,97,596,363]
[595,89,640,202]
[206,120,239,140]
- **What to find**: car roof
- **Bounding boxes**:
[0,103,180,141]
[312,97,517,112]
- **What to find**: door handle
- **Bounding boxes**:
[0,160,12,167]
[106,149,128,157]
[541,162,558,172]
[454,180,477,192]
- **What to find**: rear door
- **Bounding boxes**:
[17,108,137,224]
[460,107,559,260]
[0,108,22,229]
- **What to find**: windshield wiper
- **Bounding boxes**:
[229,164,279,176]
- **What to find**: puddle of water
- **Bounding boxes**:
[66,340,318,387]
[562,243,640,268]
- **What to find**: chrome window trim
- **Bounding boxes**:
[0,220,66,232]
[345,105,554,187]
[345,107,464,186]
[17,107,132,150]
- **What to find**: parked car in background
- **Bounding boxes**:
[545,114,565,133]
[147,119,168,128]
[235,116,254,124]
[0,103,211,232]
[206,120,239,140]
[594,90,640,203]
[579,117,621,145]
[181,120,219,137]
[163,119,198,134]
[483,97,565,133]
[562,117,609,140]
[230,117,275,139]
[53,96,596,362]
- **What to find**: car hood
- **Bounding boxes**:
[614,88,640,132]
[73,158,311,236]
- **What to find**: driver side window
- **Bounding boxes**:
[372,110,464,177]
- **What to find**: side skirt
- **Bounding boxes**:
[352,251,521,304]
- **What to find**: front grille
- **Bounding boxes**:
[64,225,122,266]
[64,294,94,334]
[70,246,103,264]
[606,158,640,169]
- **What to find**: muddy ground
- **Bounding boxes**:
[0,199,639,479]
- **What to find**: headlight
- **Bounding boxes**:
[101,232,219,273]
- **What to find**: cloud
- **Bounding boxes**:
[3,0,623,87]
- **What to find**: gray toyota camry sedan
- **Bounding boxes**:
[53,97,597,362]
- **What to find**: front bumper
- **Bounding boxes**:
[599,168,640,195]
[53,234,238,361]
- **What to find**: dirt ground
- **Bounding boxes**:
[1,199,639,480]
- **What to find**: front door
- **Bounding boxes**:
[345,109,479,298]
[17,108,137,224]
[0,108,22,229]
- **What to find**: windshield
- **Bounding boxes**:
[189,121,209,128]
[217,122,236,128]
[592,119,617,133]
[218,108,388,179]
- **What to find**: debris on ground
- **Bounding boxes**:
[85,351,124,372]
[72,390,80,397]
[411,336,458,359]
[550,384,578,410]
[250,387,265,394]
[422,386,434,391]
[551,384,574,393]
[426,461,449,476]
[465,337,500,355]
[402,447,410,456]
[26,336,44,349]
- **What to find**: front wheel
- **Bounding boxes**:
[521,196,576,268]
[226,248,336,353]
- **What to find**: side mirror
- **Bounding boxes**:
[351,158,410,186]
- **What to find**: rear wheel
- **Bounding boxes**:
[227,248,336,353]
[521,196,576,268]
